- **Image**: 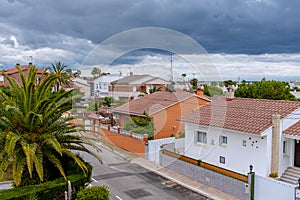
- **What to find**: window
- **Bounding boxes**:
[196,131,207,144]
[283,141,288,154]
[242,140,247,147]
[220,136,228,145]
[219,156,225,164]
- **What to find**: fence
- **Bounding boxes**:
[254,175,295,200]
[161,149,250,199]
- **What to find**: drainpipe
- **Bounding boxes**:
[271,114,281,175]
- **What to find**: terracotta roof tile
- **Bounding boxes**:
[283,121,300,136]
[113,91,205,116]
[180,97,300,134]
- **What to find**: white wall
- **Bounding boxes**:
[148,137,175,164]
[254,175,295,200]
[184,122,268,175]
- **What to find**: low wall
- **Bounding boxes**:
[100,128,147,155]
[161,152,250,200]
[254,175,295,200]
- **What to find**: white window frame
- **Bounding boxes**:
[196,131,207,144]
[220,135,228,145]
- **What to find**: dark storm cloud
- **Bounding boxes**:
[1,0,299,53]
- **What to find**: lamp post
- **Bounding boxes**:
[249,164,253,173]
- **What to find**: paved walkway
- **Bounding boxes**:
[102,141,240,200]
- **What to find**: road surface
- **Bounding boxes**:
[79,143,210,200]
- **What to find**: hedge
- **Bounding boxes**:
[0,163,92,200]
[76,186,109,200]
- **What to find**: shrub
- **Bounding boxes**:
[76,186,109,200]
[0,163,92,200]
[269,172,278,178]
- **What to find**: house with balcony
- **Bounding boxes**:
[180,93,300,184]
[108,74,170,101]
[113,90,210,139]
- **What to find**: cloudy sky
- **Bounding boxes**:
[0,0,300,81]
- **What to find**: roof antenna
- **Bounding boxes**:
[29,56,33,63]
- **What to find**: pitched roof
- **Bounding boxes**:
[111,75,152,85]
[180,97,300,134]
[283,121,300,136]
[113,91,206,116]
[0,65,46,75]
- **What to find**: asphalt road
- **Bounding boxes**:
[79,143,210,200]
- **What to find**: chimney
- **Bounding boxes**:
[271,114,280,175]
[29,62,32,66]
[225,85,235,101]
[194,85,204,96]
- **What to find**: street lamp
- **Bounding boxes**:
[249,164,253,173]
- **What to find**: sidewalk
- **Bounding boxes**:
[102,141,240,200]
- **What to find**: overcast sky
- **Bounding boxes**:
[0,0,300,80]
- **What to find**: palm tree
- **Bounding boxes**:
[0,66,101,187]
[50,61,71,91]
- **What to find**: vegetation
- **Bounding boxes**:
[124,113,155,139]
[203,85,223,97]
[76,185,109,200]
[0,66,101,187]
[178,131,185,138]
[103,96,114,107]
[235,78,297,100]
[189,78,198,89]
[49,61,71,91]
[0,163,92,200]
[139,86,162,97]
[223,80,237,87]
[91,67,101,78]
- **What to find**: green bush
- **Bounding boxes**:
[0,163,92,200]
[76,185,109,200]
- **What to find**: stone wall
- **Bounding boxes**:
[161,153,250,200]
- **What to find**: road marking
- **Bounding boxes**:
[115,195,123,200]
[91,178,98,183]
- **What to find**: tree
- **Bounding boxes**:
[189,78,198,89]
[181,73,186,81]
[203,85,223,97]
[73,70,81,78]
[223,80,237,87]
[50,61,71,91]
[234,78,297,101]
[91,67,101,78]
[0,66,101,187]
[103,97,114,107]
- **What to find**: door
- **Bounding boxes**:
[294,141,300,167]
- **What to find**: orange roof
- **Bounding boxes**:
[0,65,46,75]
[113,91,209,116]
[283,121,300,136]
[180,97,300,134]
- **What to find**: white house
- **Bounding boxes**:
[72,78,91,100]
[180,96,300,184]
[93,74,124,98]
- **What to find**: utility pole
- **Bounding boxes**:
[170,52,173,82]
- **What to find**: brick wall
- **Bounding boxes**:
[100,128,147,156]
[161,153,250,200]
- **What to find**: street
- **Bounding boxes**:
[79,143,210,200]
